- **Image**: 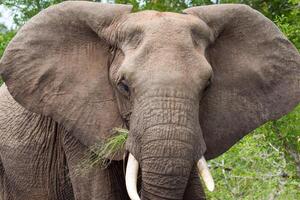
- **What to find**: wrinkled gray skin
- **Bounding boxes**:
[0,1,299,200]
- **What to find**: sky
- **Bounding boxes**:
[0,5,14,29]
[0,1,115,29]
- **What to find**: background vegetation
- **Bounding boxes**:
[0,0,299,199]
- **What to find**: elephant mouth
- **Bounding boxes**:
[125,152,214,200]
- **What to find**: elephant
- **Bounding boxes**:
[0,1,299,200]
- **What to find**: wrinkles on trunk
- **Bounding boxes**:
[127,90,206,161]
[140,125,196,200]
[183,165,206,200]
[141,139,193,200]
[126,89,206,200]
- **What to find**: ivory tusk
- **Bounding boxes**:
[197,156,215,192]
[125,153,140,200]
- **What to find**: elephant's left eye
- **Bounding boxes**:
[117,79,130,98]
[203,77,212,94]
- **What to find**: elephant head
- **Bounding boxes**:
[0,1,299,200]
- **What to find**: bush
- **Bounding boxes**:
[0,30,15,86]
[206,104,300,199]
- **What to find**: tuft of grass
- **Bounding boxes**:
[75,128,128,175]
[90,128,128,166]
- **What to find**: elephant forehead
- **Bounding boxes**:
[122,10,211,39]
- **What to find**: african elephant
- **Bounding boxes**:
[0,1,299,200]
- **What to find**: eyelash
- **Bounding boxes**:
[193,38,200,47]
[117,78,130,97]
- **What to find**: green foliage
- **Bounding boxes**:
[189,0,213,6]
[0,28,15,85]
[1,0,65,26]
[265,105,300,173]
[221,0,299,21]
[205,105,300,199]
[207,129,300,199]
[116,0,213,12]
[0,31,15,57]
[89,128,128,167]
[275,14,300,50]
[141,0,188,12]
[76,128,128,175]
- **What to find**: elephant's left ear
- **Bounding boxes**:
[0,1,132,152]
[184,4,300,159]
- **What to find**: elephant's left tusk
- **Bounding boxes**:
[125,153,140,200]
[197,156,215,192]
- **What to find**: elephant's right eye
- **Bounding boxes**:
[117,78,130,98]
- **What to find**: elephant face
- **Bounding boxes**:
[111,12,214,198]
[112,11,213,152]
[1,2,299,200]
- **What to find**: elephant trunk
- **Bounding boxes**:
[126,90,207,200]
[140,135,194,200]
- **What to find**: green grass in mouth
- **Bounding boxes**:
[75,128,129,175]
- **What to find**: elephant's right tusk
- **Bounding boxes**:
[125,153,140,200]
[197,156,215,192]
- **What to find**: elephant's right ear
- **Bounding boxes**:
[0,1,132,148]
